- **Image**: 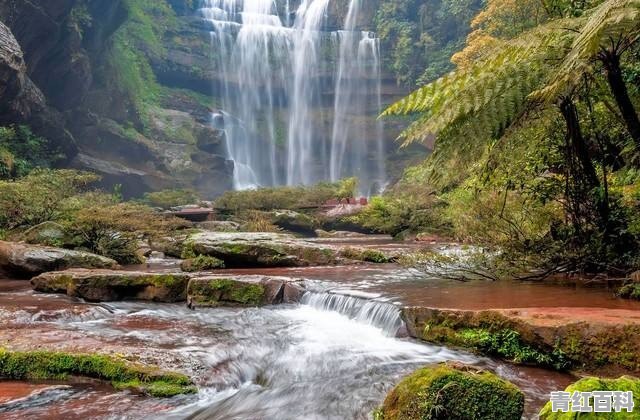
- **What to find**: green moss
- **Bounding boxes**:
[422,324,570,370]
[379,363,524,420]
[188,279,265,306]
[0,349,196,397]
[340,247,390,264]
[539,376,640,419]
[180,255,225,272]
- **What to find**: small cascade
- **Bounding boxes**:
[301,291,403,336]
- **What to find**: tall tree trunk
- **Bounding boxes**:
[601,50,640,148]
[559,97,599,189]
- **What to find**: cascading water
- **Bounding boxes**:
[330,0,386,196]
[197,0,386,193]
[301,291,403,336]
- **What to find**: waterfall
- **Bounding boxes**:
[197,0,386,192]
[301,291,403,336]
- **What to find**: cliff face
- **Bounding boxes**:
[0,0,421,197]
[0,0,233,198]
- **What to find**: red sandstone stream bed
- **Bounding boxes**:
[2,236,638,419]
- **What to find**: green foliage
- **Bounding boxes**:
[617,282,640,299]
[539,376,640,419]
[340,247,390,263]
[375,0,482,86]
[379,363,524,420]
[0,170,100,230]
[64,203,189,264]
[214,179,358,211]
[142,189,200,209]
[0,349,196,397]
[0,126,59,179]
[348,185,448,237]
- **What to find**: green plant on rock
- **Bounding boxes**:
[0,349,196,397]
[617,282,640,299]
[142,189,200,209]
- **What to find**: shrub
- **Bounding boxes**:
[64,203,190,264]
[214,178,359,211]
[0,169,100,230]
[142,188,200,209]
[237,210,281,232]
[0,125,59,179]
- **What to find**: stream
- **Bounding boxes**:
[0,266,578,419]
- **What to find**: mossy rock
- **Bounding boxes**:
[187,277,265,307]
[0,349,196,397]
[378,363,524,420]
[31,269,190,302]
[340,247,390,263]
[180,255,225,272]
[539,376,640,419]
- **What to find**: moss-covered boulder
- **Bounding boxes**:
[31,269,190,302]
[378,363,524,420]
[0,349,196,397]
[270,210,319,236]
[187,275,305,308]
[539,376,640,419]
[0,241,119,278]
[180,255,225,272]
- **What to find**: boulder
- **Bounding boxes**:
[0,241,118,278]
[270,210,318,236]
[187,275,306,308]
[184,231,392,268]
[31,269,190,302]
[378,362,524,420]
[185,231,340,267]
[402,306,640,373]
[196,221,241,232]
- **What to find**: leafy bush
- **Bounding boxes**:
[214,179,358,211]
[142,188,200,209]
[0,126,59,179]
[64,203,190,264]
[0,169,100,230]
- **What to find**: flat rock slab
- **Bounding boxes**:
[187,275,306,308]
[402,305,640,374]
[186,231,389,267]
[31,269,190,303]
[30,269,307,307]
[0,241,118,277]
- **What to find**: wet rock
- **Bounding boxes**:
[187,275,305,308]
[0,241,118,278]
[186,231,340,267]
[402,306,640,373]
[270,210,319,236]
[180,255,225,272]
[378,362,524,420]
[31,269,190,303]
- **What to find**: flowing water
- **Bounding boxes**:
[0,274,575,419]
[198,0,386,194]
